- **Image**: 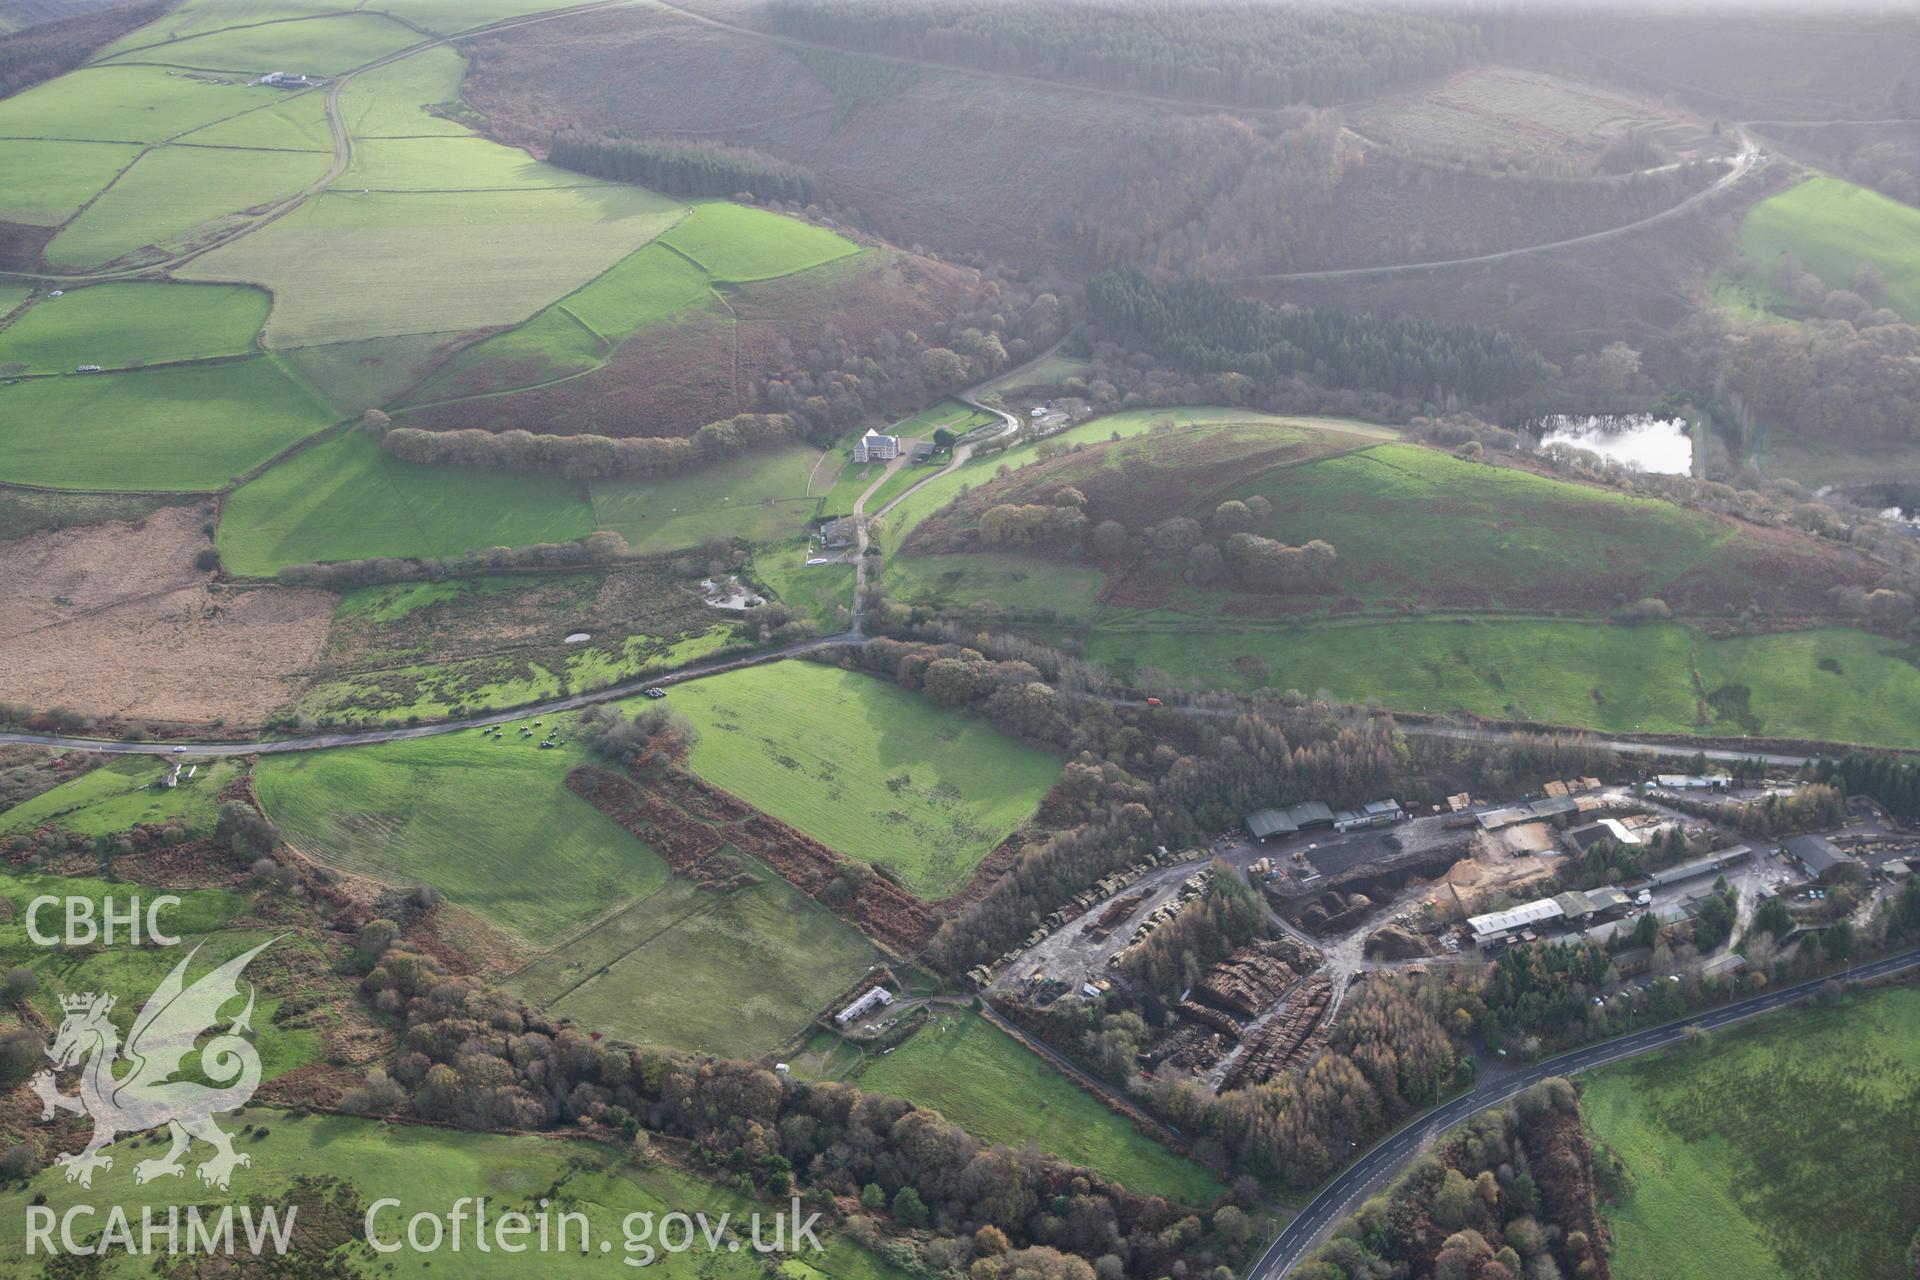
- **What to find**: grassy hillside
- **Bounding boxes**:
[1582,983,1920,1280]
[859,1010,1224,1204]
[99,12,420,75]
[0,868,321,1083]
[254,728,670,946]
[1189,443,1848,617]
[404,202,857,411]
[1093,617,1920,749]
[218,429,597,575]
[656,200,863,282]
[1730,175,1920,321]
[0,65,283,142]
[590,443,829,554]
[181,185,688,347]
[653,662,1060,898]
[0,1111,906,1279]
[0,755,239,836]
[510,867,882,1057]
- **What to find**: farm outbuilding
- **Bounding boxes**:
[835,986,894,1026]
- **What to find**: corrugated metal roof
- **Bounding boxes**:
[1469,898,1564,937]
[1247,808,1296,838]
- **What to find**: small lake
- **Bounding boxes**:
[1529,414,1693,475]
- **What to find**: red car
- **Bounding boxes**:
[1144,697,1163,707]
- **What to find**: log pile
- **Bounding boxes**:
[1217,976,1332,1093]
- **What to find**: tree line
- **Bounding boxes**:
[1085,268,1552,407]
[766,0,1482,108]
[375,413,796,479]
[548,131,822,204]
[275,532,629,589]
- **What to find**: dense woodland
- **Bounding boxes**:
[549,131,823,204]
[766,0,1483,107]
[1085,268,1551,408]
[1295,1079,1610,1280]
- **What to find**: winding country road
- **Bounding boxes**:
[1249,946,1920,1278]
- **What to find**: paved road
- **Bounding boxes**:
[1248,946,1920,1278]
[0,633,859,757]
[0,676,1837,765]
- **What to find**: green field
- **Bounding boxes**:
[564,241,718,339]
[95,1,352,53]
[180,185,687,346]
[44,143,327,267]
[0,66,279,142]
[657,200,862,281]
[0,1112,905,1279]
[0,357,336,491]
[101,12,421,76]
[886,552,1107,615]
[1582,983,1920,1280]
[509,867,882,1057]
[254,728,670,945]
[0,282,267,373]
[180,89,332,150]
[590,443,828,554]
[653,662,1061,898]
[403,204,856,409]
[398,238,724,404]
[279,329,459,415]
[0,139,141,225]
[336,44,472,137]
[1730,175,1920,321]
[859,1010,1223,1204]
[218,429,597,574]
[0,756,238,837]
[0,867,320,1083]
[750,537,856,628]
[1091,616,1920,748]
[892,398,999,439]
[345,136,606,191]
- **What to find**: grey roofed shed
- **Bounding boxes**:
[1784,834,1852,878]
[1247,809,1298,840]
[1285,800,1335,828]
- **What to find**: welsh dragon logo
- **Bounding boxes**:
[30,938,275,1191]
